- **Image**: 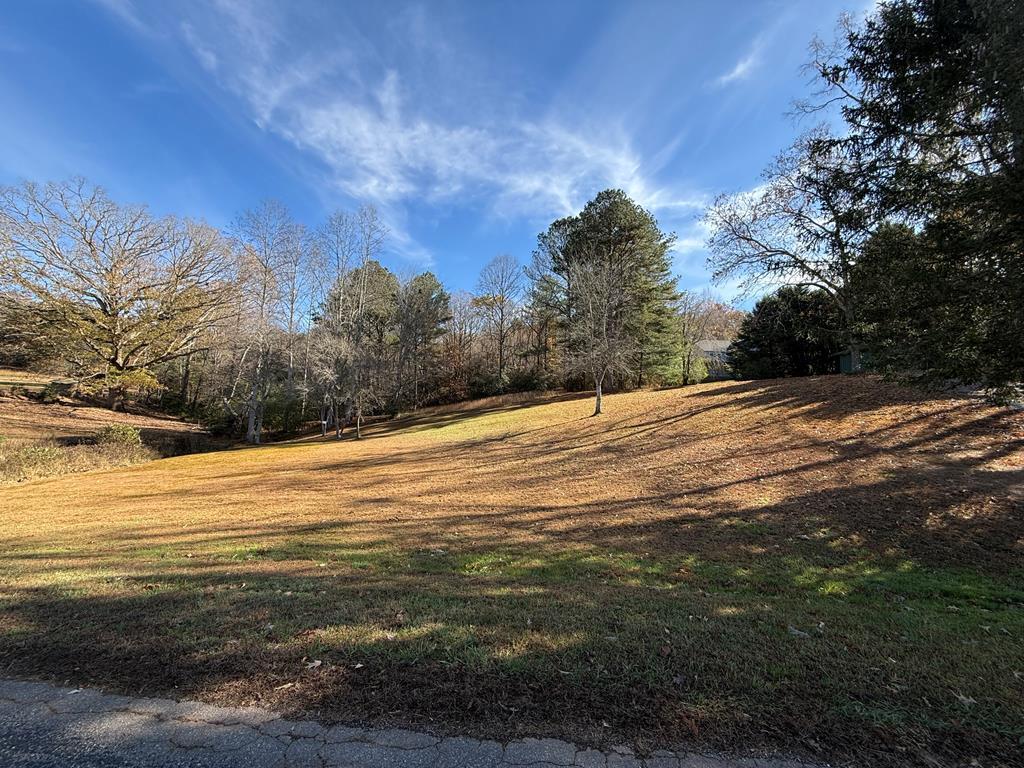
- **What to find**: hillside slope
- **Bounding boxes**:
[0,393,204,445]
[0,384,210,484]
[1,377,1021,764]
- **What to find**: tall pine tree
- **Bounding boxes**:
[531,189,679,393]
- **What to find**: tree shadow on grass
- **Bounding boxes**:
[1,376,1022,765]
[86,378,1020,574]
[2,527,1021,766]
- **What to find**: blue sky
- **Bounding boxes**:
[0,0,867,297]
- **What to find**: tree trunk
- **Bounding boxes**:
[254,405,263,445]
[246,403,259,444]
[179,353,192,404]
[108,386,124,412]
[190,364,204,412]
[497,331,505,392]
[849,343,863,373]
[592,376,603,416]
[841,301,862,373]
[413,347,420,410]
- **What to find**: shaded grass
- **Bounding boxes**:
[0,436,157,484]
[3,543,1021,757]
[0,376,1022,765]
[0,368,64,392]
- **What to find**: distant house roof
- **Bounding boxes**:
[696,339,731,354]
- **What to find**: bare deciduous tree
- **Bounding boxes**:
[704,132,869,370]
[475,254,521,390]
[307,209,360,437]
[349,206,389,438]
[674,291,746,383]
[231,200,299,442]
[438,290,480,400]
[567,250,633,416]
[0,178,235,409]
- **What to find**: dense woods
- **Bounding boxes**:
[709,0,1023,399]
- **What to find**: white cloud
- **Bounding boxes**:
[180,22,218,73]
[714,36,766,87]
[716,53,757,85]
[246,62,699,226]
[101,0,705,266]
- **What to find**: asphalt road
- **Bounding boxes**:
[0,678,815,768]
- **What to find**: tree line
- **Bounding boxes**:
[706,0,1022,399]
[0,182,742,440]
[7,1,997,427]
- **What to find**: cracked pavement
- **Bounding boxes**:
[0,678,821,768]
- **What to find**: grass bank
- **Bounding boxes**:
[0,376,1021,765]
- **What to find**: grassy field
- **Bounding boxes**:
[0,377,1021,764]
[0,367,65,392]
[0,373,210,483]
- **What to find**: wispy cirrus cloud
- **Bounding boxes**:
[97,0,705,265]
[91,0,147,32]
[714,36,766,87]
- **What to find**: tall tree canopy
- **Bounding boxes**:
[395,272,450,408]
[706,0,1023,395]
[532,189,679,410]
[0,178,235,408]
[813,0,1023,393]
[728,286,842,380]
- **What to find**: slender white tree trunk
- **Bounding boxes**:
[246,392,259,444]
[253,402,263,445]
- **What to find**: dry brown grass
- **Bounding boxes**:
[0,394,202,444]
[0,436,156,484]
[0,376,211,483]
[0,376,1021,765]
[0,368,64,390]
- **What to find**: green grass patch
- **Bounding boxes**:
[1,379,1021,763]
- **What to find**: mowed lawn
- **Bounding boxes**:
[0,377,1021,764]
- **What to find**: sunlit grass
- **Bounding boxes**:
[0,376,1021,762]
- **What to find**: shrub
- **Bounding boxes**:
[0,439,70,483]
[39,382,67,403]
[96,423,143,447]
[0,434,155,484]
[505,367,547,394]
